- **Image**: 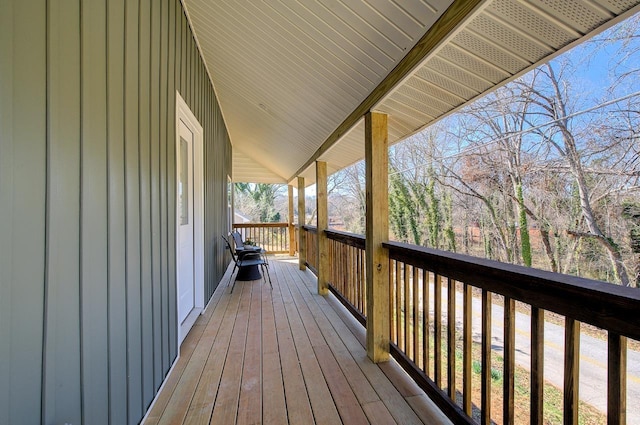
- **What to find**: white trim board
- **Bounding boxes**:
[176,91,205,347]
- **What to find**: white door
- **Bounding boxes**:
[177,119,195,326]
[176,92,204,347]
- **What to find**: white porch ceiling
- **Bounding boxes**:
[183,0,640,187]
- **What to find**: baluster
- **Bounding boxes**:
[404,263,410,356]
[396,261,401,348]
[347,244,352,304]
[608,332,627,425]
[339,241,343,292]
[413,266,420,368]
[362,248,366,314]
[345,244,349,300]
[330,240,334,288]
[564,318,580,425]
[423,269,429,376]
[356,247,361,312]
[434,273,442,387]
[481,289,492,425]
[387,258,392,342]
[531,307,544,425]
[340,242,344,293]
[447,277,456,399]
[504,296,515,424]
[334,244,347,294]
[339,242,343,293]
[353,246,357,308]
[339,242,343,297]
[360,248,365,314]
[463,282,472,415]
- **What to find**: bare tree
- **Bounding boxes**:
[326,162,366,233]
[521,63,631,285]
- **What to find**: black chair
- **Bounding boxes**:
[231,231,245,249]
[231,230,270,267]
[222,235,272,293]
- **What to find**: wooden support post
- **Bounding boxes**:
[230,176,235,231]
[365,111,389,363]
[297,177,306,270]
[288,184,295,256]
[316,160,329,295]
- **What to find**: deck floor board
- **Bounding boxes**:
[144,257,451,424]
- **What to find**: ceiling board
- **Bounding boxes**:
[182,0,640,187]
[184,0,454,184]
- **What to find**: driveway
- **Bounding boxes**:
[428,288,640,422]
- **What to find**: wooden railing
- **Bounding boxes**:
[302,225,318,273]
[232,222,289,253]
[384,241,639,425]
[326,229,366,325]
[298,226,640,425]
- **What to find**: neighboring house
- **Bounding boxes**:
[234,211,251,224]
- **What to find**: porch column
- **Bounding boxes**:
[230,177,235,229]
[365,111,390,363]
[316,160,329,295]
[298,177,306,270]
[288,184,295,256]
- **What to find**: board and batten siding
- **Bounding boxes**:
[0,0,232,424]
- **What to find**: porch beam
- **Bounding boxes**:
[288,0,483,182]
[288,185,295,256]
[365,111,390,363]
[316,161,329,295]
[297,177,306,270]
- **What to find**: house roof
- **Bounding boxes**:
[183,0,640,187]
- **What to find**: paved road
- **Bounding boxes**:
[430,289,640,422]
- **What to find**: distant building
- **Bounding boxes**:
[234,211,251,224]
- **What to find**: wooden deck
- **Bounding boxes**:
[143,257,451,425]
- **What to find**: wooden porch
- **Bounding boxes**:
[143,256,450,425]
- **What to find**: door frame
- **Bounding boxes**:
[176,91,204,346]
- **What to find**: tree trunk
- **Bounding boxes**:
[516,183,532,267]
[539,225,557,273]
[543,64,630,286]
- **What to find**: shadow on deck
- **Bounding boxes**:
[144,256,450,424]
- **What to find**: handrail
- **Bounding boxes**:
[325,228,365,249]
[301,224,317,234]
[383,241,640,341]
[233,222,288,228]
